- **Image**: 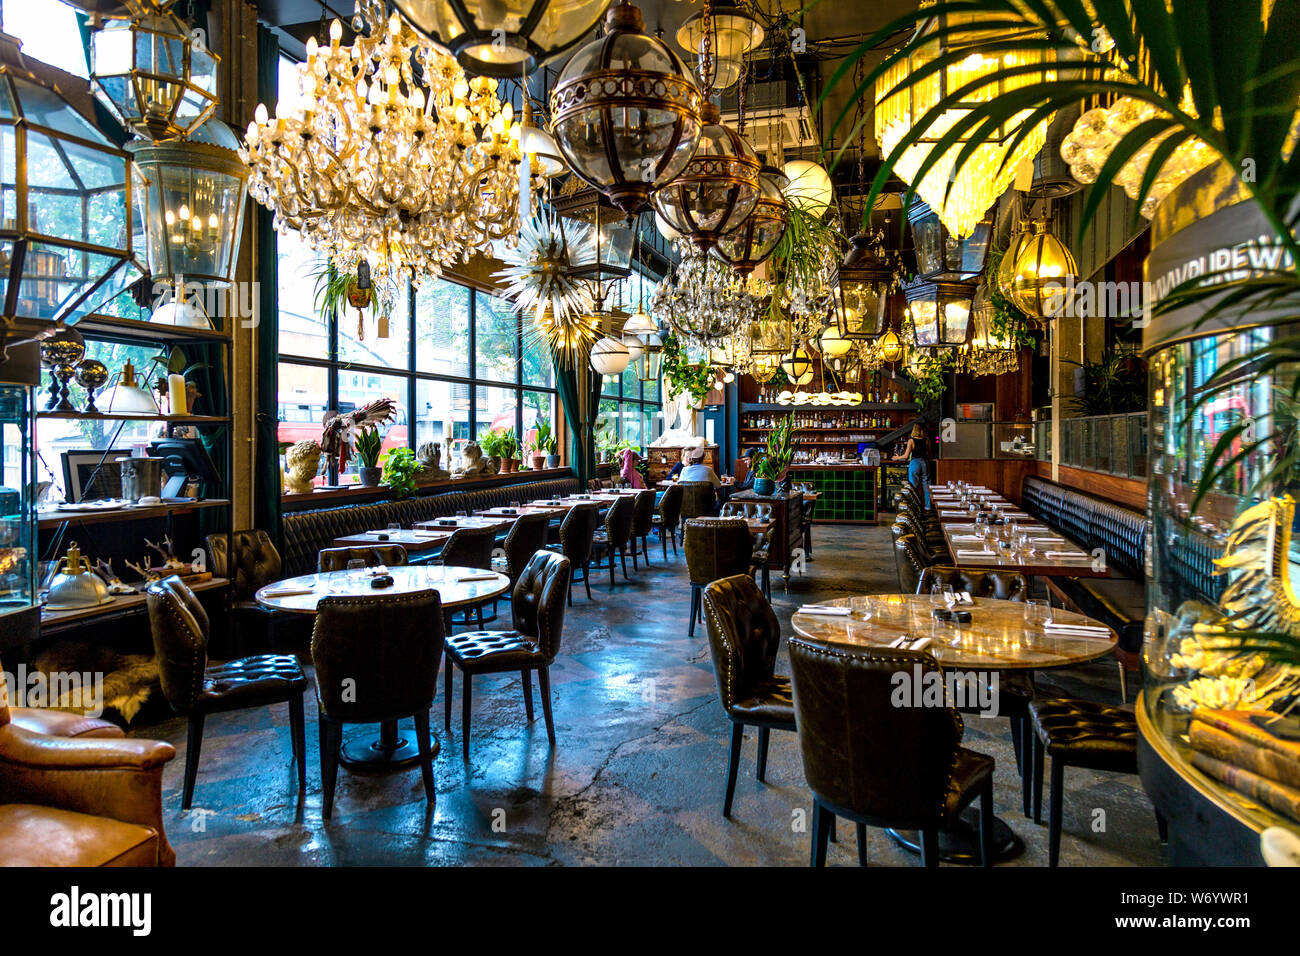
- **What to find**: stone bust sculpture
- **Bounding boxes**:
[284,440,322,494]
[417,441,449,481]
[452,441,493,478]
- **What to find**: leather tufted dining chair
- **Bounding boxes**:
[311,589,444,818]
[145,576,307,810]
[629,489,657,569]
[793,482,817,559]
[894,508,947,554]
[438,526,498,628]
[685,517,754,637]
[653,483,684,559]
[721,500,774,597]
[893,532,935,594]
[788,637,996,867]
[317,544,409,573]
[918,566,1030,602]
[442,551,571,760]
[679,481,717,521]
[207,530,287,653]
[702,575,796,818]
[493,513,551,585]
[552,503,599,605]
[590,494,635,588]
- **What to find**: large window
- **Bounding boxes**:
[598,268,662,450]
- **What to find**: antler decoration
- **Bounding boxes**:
[124,556,161,582]
[144,536,184,569]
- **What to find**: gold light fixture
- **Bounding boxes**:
[1009,218,1077,320]
[877,329,904,363]
[714,165,788,274]
[904,281,974,348]
[997,216,1033,297]
[780,346,813,381]
[675,1,763,92]
[241,0,524,285]
[89,0,219,142]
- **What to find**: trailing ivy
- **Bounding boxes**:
[661,332,715,404]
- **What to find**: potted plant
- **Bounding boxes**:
[353,425,383,486]
[476,427,504,473]
[536,419,559,468]
[751,413,795,496]
[497,430,521,472]
[380,447,421,499]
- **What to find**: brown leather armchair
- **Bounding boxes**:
[701,575,795,817]
[552,503,599,605]
[893,532,935,594]
[145,576,307,810]
[652,483,684,560]
[318,544,409,572]
[207,529,286,651]
[0,662,177,866]
[918,566,1030,602]
[8,709,123,738]
[442,551,571,760]
[590,494,635,588]
[312,589,444,818]
[629,489,656,569]
[788,637,996,867]
[721,500,774,597]
[685,518,753,637]
[679,481,717,520]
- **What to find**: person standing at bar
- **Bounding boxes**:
[892,423,931,508]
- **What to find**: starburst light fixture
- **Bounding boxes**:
[494,212,596,339]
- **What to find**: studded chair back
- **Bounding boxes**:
[144,576,211,712]
[918,566,1030,602]
[788,638,964,828]
[893,511,938,560]
[701,575,781,716]
[720,500,773,522]
[679,481,716,520]
[207,530,281,602]
[439,526,496,569]
[893,532,933,594]
[511,551,572,662]
[318,544,409,573]
[603,495,635,551]
[657,482,684,530]
[502,513,551,582]
[684,517,754,587]
[311,590,444,723]
[558,503,600,567]
[630,489,656,538]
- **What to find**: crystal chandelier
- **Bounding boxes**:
[959,283,1020,376]
[873,5,1055,237]
[241,0,524,286]
[650,243,766,350]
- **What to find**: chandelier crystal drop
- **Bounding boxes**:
[240,0,525,285]
[650,243,766,349]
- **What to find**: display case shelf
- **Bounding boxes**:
[73,313,233,344]
[38,498,231,530]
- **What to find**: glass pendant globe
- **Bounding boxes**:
[591,335,632,374]
[877,330,903,363]
[997,218,1033,298]
[819,325,852,358]
[781,160,833,217]
[1009,221,1077,319]
[714,165,788,274]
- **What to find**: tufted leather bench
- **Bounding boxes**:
[281,477,582,577]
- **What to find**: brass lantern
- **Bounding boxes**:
[550,2,703,215]
[905,280,974,348]
[127,120,249,328]
[1009,218,1077,320]
[89,1,219,142]
[714,165,788,274]
[651,101,760,252]
[674,2,764,91]
[908,200,991,281]
[0,35,142,340]
[393,0,614,79]
[780,345,813,381]
[834,232,894,339]
[552,180,633,281]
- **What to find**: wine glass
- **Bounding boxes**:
[941,584,956,610]
[930,581,945,608]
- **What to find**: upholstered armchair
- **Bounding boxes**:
[208,529,288,652]
[918,566,1030,602]
[684,518,754,637]
[629,489,657,569]
[0,661,177,866]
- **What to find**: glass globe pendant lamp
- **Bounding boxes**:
[675,2,762,92]
[997,217,1033,298]
[621,307,657,360]
[1009,218,1077,321]
[876,329,903,363]
[392,0,614,79]
[550,1,703,215]
[780,345,813,381]
[591,334,631,375]
[781,159,833,217]
[652,101,760,252]
[714,165,787,274]
[89,0,219,141]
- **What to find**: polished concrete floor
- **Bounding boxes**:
[133,523,1165,866]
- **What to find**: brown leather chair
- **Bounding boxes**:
[684,517,753,637]
[318,544,409,572]
[918,566,1030,602]
[590,494,635,588]
[311,589,444,819]
[679,481,717,521]
[721,500,774,597]
[438,526,498,627]
[493,513,551,585]
[653,483,684,560]
[207,529,286,650]
[701,575,795,817]
[145,576,307,810]
[0,659,176,866]
[788,637,996,867]
[553,503,599,605]
[894,509,946,554]
[893,532,935,594]
[443,551,571,759]
[8,709,123,738]
[629,489,657,569]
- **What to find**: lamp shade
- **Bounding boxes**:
[834,232,893,339]
[90,4,219,141]
[550,2,702,215]
[393,0,613,78]
[591,335,631,374]
[781,160,833,217]
[780,346,813,380]
[819,324,852,358]
[101,359,159,414]
[1009,219,1077,320]
[674,4,764,60]
[905,280,975,348]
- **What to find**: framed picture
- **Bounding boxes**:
[61,449,129,503]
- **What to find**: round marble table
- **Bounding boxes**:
[792,594,1117,864]
[256,564,510,769]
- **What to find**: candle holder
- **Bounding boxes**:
[74,359,109,413]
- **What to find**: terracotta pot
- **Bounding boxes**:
[503,457,519,473]
[531,454,547,470]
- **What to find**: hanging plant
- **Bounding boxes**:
[661,333,716,405]
[985,247,1039,352]
[765,202,844,325]
[1064,349,1148,416]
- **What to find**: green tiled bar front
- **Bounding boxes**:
[788,466,876,523]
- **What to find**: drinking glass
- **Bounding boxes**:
[930,582,945,607]
[1024,599,1050,625]
[851,596,874,621]
[940,585,956,610]
[387,522,401,532]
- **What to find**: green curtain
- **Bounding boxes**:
[551,347,602,485]
[252,25,282,549]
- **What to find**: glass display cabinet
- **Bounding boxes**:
[0,361,37,652]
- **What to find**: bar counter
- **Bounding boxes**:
[787,463,877,523]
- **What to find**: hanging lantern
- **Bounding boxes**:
[997,217,1034,297]
[675,2,763,92]
[552,180,634,281]
[714,165,788,274]
[0,35,143,340]
[637,331,663,381]
[550,2,703,215]
[781,160,833,217]
[652,102,761,252]
[621,308,657,361]
[877,329,904,363]
[749,313,792,355]
[393,0,614,78]
[833,232,894,339]
[780,346,813,381]
[127,120,250,328]
[818,324,852,359]
[89,1,219,141]
[1009,218,1077,320]
[591,335,631,374]
[908,200,992,281]
[905,281,975,348]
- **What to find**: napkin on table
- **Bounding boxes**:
[799,605,851,616]
[263,586,314,598]
[457,573,499,582]
[1042,622,1111,636]
[1045,551,1091,560]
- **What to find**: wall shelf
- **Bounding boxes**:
[73,313,233,344]
[38,498,231,531]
